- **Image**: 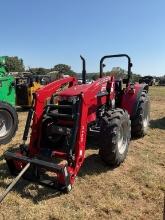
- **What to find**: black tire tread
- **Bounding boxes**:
[99,108,131,166]
[131,91,150,138]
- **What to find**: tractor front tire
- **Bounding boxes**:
[131,91,150,138]
[0,102,18,145]
[99,109,131,166]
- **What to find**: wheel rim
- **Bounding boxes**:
[143,102,149,129]
[143,116,149,128]
[0,110,13,138]
[117,125,127,154]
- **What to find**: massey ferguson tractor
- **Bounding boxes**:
[0,54,150,201]
[0,56,18,145]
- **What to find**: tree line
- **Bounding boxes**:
[5,56,165,83]
[5,56,76,78]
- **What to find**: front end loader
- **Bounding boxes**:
[1,54,150,202]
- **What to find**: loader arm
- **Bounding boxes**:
[29,77,77,155]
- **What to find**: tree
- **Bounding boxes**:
[92,73,99,80]
[29,67,50,75]
[107,67,127,79]
[53,64,71,74]
[65,70,77,77]
[132,73,141,82]
[6,56,25,72]
[106,67,142,82]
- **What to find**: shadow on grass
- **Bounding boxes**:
[150,117,165,130]
[79,153,115,177]
[16,106,29,113]
[0,154,5,162]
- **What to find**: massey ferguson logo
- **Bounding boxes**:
[80,126,85,143]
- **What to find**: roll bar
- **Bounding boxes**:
[99,54,133,83]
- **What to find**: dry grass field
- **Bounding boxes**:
[0,86,165,220]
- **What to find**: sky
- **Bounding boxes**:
[0,0,165,76]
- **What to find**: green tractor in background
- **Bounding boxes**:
[0,56,18,144]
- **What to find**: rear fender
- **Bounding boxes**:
[121,83,149,118]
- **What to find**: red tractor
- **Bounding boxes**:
[3,54,150,194]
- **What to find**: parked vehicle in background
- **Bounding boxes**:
[16,75,52,108]
[0,56,18,144]
[139,75,155,86]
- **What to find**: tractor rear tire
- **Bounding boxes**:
[131,91,150,138]
[99,108,131,166]
[0,102,18,145]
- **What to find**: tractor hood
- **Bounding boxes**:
[58,76,113,104]
[59,84,91,96]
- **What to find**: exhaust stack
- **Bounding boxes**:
[80,55,86,84]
